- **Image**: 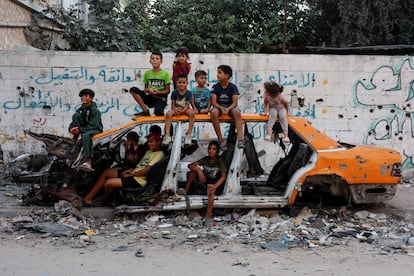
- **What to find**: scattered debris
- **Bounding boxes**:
[1,196,414,257]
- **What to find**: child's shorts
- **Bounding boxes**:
[121,176,145,192]
[212,107,240,116]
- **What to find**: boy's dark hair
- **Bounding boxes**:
[151,50,163,60]
[208,140,220,151]
[149,125,162,136]
[218,65,232,79]
[194,70,207,79]
[79,88,95,97]
[126,131,139,143]
[176,47,189,58]
[176,73,188,80]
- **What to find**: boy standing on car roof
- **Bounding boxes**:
[69,88,103,172]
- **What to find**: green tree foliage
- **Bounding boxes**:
[45,0,414,52]
[149,0,312,53]
[56,0,149,51]
[307,0,414,47]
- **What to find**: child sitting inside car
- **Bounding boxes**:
[184,140,227,219]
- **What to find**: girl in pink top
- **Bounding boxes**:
[260,81,290,143]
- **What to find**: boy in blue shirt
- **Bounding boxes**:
[191,70,211,114]
[210,65,244,150]
[162,74,195,145]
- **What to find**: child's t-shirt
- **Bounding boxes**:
[191,87,211,109]
[211,82,239,108]
[265,93,288,111]
[133,150,165,186]
[172,61,191,82]
[171,89,192,110]
[143,69,171,101]
[197,156,227,183]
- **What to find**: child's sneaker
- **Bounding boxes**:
[162,135,172,145]
[77,162,94,172]
[237,140,245,148]
[220,139,228,151]
[264,134,271,141]
[184,134,192,145]
[283,137,290,144]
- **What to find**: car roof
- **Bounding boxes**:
[93,114,342,151]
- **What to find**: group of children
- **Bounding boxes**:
[129,48,290,150]
[73,48,290,218]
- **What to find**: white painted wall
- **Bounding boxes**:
[0,50,412,170]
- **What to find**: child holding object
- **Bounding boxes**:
[260,81,289,143]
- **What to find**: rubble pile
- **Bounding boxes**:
[1,200,414,257]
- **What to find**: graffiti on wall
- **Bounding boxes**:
[1,65,319,141]
[33,66,142,86]
[354,58,414,168]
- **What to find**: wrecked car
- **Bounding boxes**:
[8,114,402,211]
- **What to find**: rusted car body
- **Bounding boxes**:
[11,114,402,211]
[97,114,401,213]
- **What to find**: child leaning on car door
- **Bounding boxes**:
[260,81,290,143]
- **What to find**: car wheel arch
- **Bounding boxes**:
[301,174,352,202]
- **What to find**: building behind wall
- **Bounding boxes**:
[0,0,85,50]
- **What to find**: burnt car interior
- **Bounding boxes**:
[10,119,315,207]
[240,122,312,196]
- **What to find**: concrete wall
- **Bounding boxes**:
[1,50,413,170]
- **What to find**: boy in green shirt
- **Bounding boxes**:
[130,50,171,116]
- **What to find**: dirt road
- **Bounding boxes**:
[1,184,414,276]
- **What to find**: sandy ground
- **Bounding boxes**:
[1,233,414,276]
[1,185,414,275]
